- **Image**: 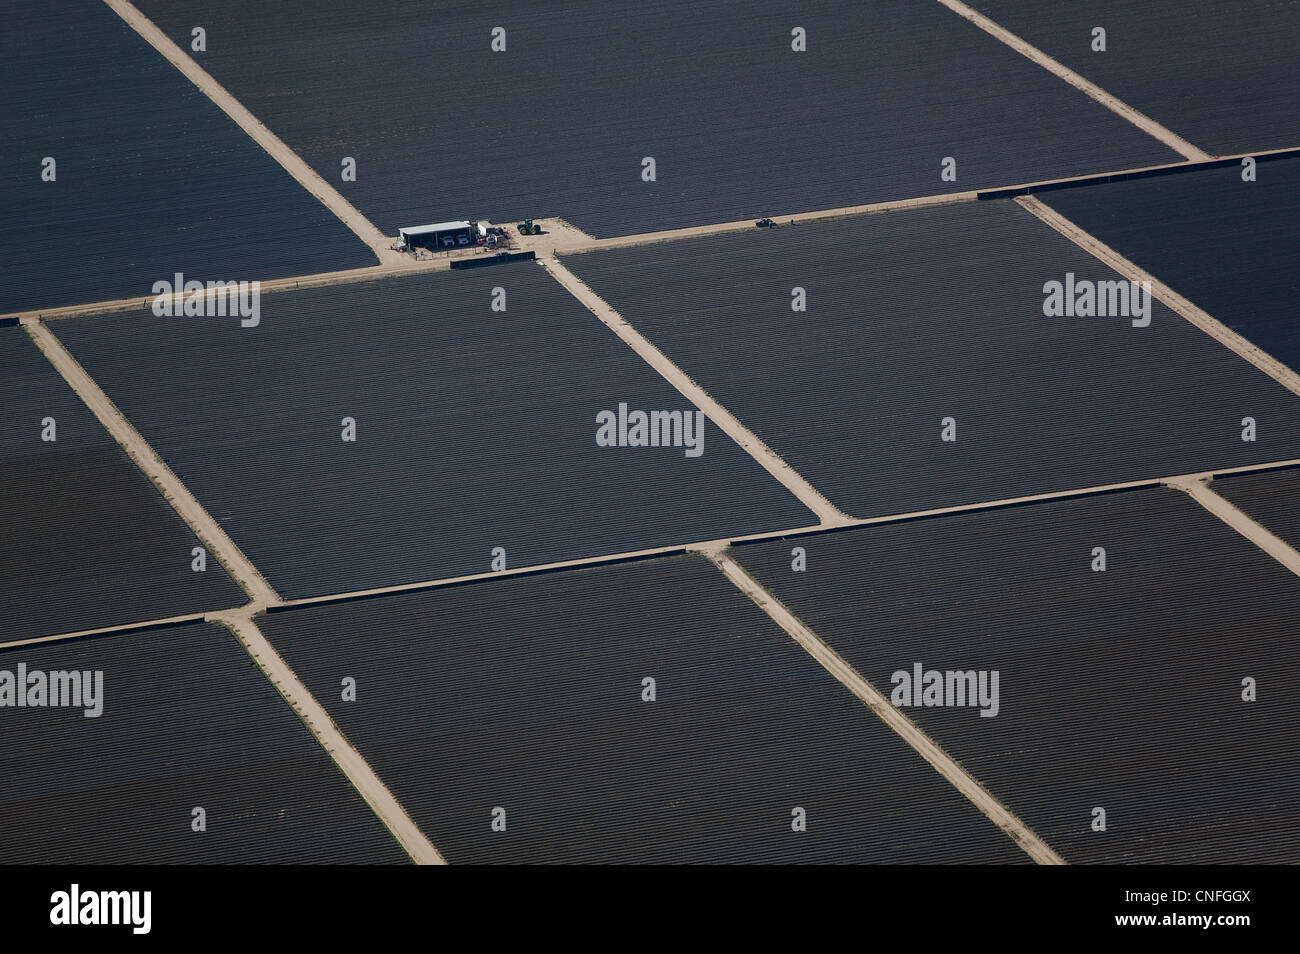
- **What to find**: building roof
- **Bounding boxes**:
[399,220,472,237]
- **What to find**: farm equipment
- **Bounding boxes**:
[518,218,541,235]
[481,225,510,249]
[755,217,776,228]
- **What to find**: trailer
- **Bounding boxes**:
[449,250,536,269]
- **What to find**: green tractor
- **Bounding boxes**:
[518,218,540,236]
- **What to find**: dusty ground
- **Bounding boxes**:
[935,0,1210,160]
